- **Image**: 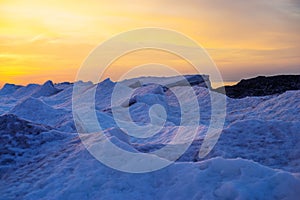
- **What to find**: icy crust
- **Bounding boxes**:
[1,137,299,200]
[0,114,68,179]
[179,120,300,172]
[0,75,300,199]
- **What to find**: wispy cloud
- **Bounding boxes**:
[0,0,299,85]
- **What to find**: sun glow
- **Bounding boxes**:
[0,0,299,87]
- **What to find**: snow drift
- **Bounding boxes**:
[0,75,299,199]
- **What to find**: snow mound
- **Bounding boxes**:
[11,84,40,99]
[121,74,210,89]
[10,97,70,128]
[32,80,61,98]
[178,119,300,172]
[1,141,299,200]
[125,84,166,108]
[1,76,300,199]
[0,114,68,178]
[0,84,22,96]
[54,82,73,90]
[224,90,300,125]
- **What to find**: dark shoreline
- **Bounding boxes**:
[214,75,300,98]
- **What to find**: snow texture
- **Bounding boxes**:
[0,75,299,200]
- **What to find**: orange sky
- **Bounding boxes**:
[0,0,299,87]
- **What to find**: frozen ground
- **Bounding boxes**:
[0,76,300,199]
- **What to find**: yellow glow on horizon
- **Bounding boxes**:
[102,49,198,82]
[0,0,299,87]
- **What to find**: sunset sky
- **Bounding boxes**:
[0,0,299,87]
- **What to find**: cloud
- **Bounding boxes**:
[0,0,299,84]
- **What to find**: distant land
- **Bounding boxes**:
[214,75,300,98]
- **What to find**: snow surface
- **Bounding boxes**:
[0,76,300,199]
